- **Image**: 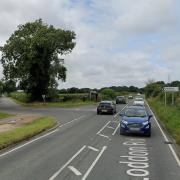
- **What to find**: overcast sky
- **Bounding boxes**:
[0,0,179,88]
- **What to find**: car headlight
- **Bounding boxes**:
[142,121,149,125]
[121,120,128,124]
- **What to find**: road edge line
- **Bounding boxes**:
[146,101,180,167]
[0,115,86,157]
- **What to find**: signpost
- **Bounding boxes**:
[164,87,179,107]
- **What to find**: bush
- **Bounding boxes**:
[10,92,30,103]
[101,88,116,100]
[58,93,89,102]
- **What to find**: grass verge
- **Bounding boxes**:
[11,98,97,108]
[0,116,57,150]
[148,98,180,145]
[0,112,13,119]
[46,100,97,108]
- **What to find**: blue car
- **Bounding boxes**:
[120,107,152,137]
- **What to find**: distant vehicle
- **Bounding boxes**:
[119,107,152,136]
[97,101,116,115]
[116,96,126,104]
[128,95,133,99]
[133,97,144,106]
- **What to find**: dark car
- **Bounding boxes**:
[97,101,116,115]
[116,96,126,104]
[119,107,152,136]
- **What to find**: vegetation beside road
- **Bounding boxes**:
[148,98,180,145]
[0,112,13,119]
[9,92,97,107]
[0,116,57,150]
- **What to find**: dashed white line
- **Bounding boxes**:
[82,146,107,180]
[96,121,111,135]
[58,115,86,128]
[112,123,120,136]
[146,101,180,167]
[49,145,86,180]
[68,166,82,176]
[88,146,99,152]
[0,129,59,158]
[143,178,149,180]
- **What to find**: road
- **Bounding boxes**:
[0,97,180,180]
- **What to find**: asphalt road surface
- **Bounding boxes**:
[0,97,180,180]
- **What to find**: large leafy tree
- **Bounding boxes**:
[0,19,76,101]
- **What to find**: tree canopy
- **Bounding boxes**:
[0,19,76,101]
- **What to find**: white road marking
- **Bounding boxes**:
[143,178,149,180]
[96,121,111,135]
[98,134,111,140]
[112,123,120,136]
[0,129,59,158]
[88,146,99,152]
[58,115,86,128]
[107,126,115,129]
[114,104,128,118]
[68,166,82,176]
[111,120,119,123]
[49,145,86,180]
[0,115,86,158]
[82,146,107,180]
[146,101,180,167]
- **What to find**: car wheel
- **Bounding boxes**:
[97,111,100,115]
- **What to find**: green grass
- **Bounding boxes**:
[0,112,13,119]
[0,116,57,149]
[9,92,96,107]
[148,98,180,145]
[10,92,30,103]
[11,97,97,108]
[47,100,97,107]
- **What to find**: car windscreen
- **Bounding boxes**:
[117,97,124,99]
[99,103,111,107]
[135,98,143,101]
[124,109,147,117]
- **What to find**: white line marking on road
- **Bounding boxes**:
[111,120,119,123]
[49,145,86,180]
[146,101,180,167]
[58,115,86,128]
[88,146,99,152]
[107,126,115,129]
[0,115,86,158]
[82,146,107,180]
[96,121,111,135]
[143,178,149,180]
[0,129,59,158]
[114,104,128,118]
[112,123,120,136]
[68,166,82,176]
[98,134,111,140]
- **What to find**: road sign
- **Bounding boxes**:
[164,87,179,92]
